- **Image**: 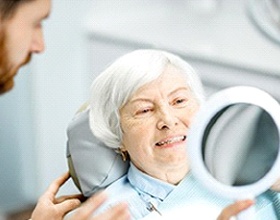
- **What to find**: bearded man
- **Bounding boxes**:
[0,1,129,219]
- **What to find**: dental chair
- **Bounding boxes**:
[66,103,129,197]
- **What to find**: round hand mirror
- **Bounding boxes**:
[188,86,280,219]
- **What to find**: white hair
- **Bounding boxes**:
[89,49,205,149]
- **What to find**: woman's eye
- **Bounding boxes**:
[173,98,188,106]
[136,108,152,115]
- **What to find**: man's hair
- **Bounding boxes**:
[0,0,34,20]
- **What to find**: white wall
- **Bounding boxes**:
[30,0,94,195]
[86,0,280,74]
[0,65,36,212]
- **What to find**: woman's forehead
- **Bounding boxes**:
[127,78,190,106]
[135,69,188,92]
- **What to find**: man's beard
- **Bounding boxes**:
[0,29,32,95]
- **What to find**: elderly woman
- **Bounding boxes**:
[88,49,279,219]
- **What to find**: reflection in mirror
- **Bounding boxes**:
[202,103,279,186]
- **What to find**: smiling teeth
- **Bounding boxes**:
[156,136,186,146]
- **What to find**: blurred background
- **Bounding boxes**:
[1,0,280,219]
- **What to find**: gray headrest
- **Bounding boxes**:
[66,107,129,197]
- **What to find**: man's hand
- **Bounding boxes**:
[31,172,82,220]
[270,178,280,192]
[31,172,130,220]
[217,200,254,220]
[67,191,130,220]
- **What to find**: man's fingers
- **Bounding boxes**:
[92,202,130,220]
[81,191,108,213]
[270,177,280,192]
[217,200,254,220]
[71,191,108,218]
[64,192,130,220]
[44,172,71,198]
[55,194,84,204]
[55,198,82,216]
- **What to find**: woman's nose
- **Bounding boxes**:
[156,107,178,130]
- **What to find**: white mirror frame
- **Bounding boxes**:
[188,86,280,200]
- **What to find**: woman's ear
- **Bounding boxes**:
[117,145,129,162]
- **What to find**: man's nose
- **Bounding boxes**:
[30,30,45,53]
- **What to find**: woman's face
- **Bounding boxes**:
[120,65,200,180]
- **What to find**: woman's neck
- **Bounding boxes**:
[140,163,190,185]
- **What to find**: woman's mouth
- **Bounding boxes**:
[155,135,187,147]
